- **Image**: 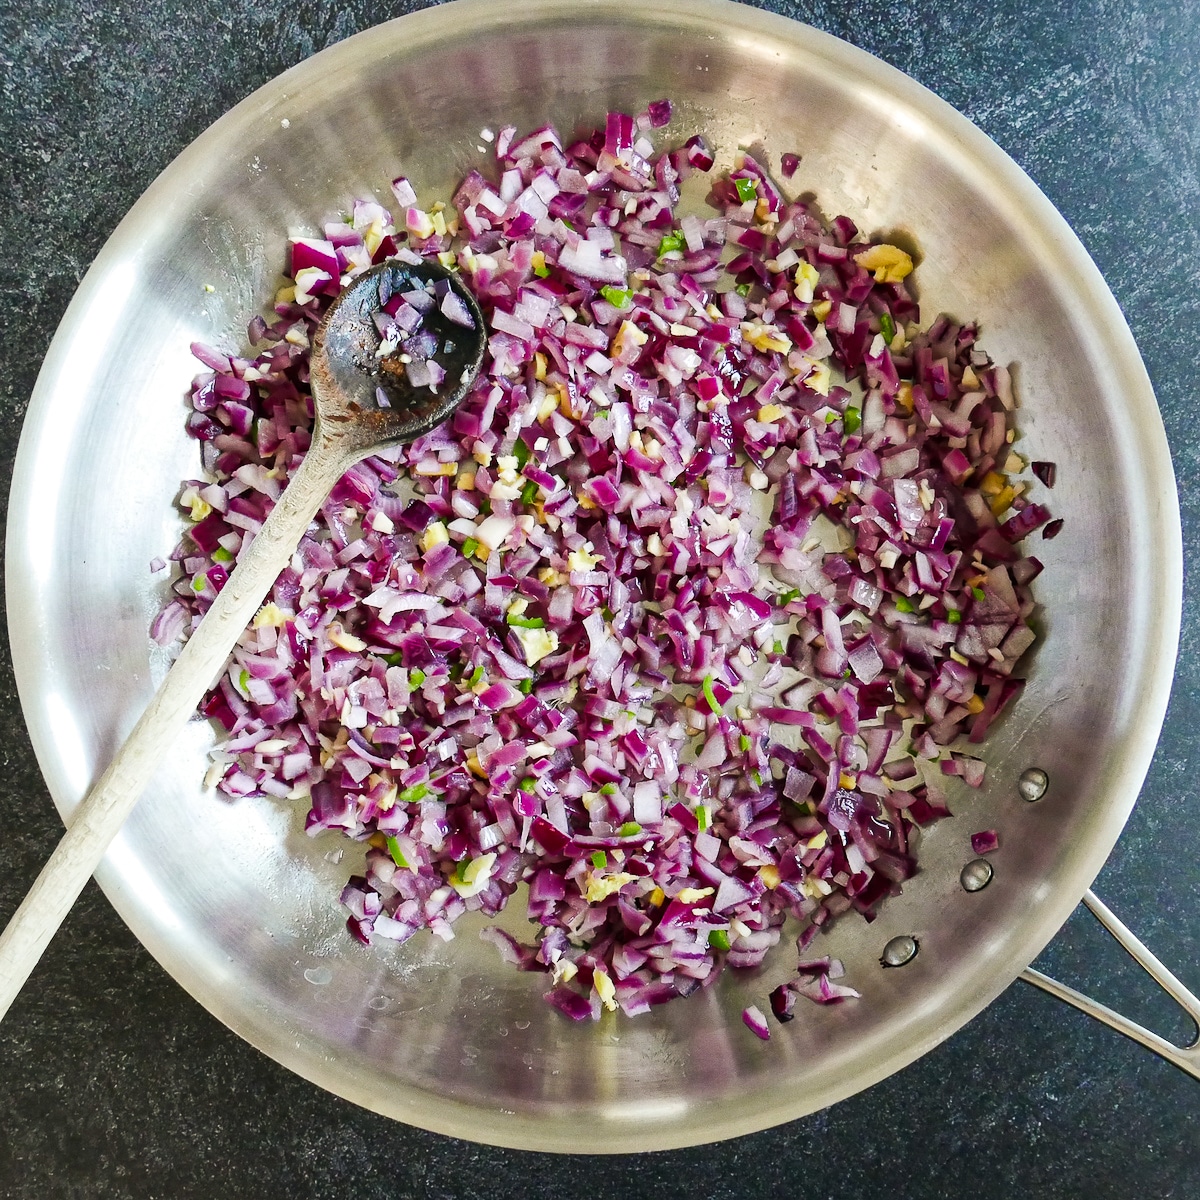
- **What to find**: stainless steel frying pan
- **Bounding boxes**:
[5,0,1193,1152]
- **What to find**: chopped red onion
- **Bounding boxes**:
[1031,460,1057,488]
[742,1003,771,1040]
[971,828,1000,854]
[160,105,1054,1032]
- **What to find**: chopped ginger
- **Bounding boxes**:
[567,543,601,572]
[328,622,366,653]
[742,321,791,354]
[793,260,820,303]
[855,243,914,283]
[252,603,288,629]
[420,522,449,552]
[593,967,617,1012]
[610,319,648,359]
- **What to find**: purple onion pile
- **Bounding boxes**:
[156,103,1055,1028]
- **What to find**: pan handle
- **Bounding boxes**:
[1020,890,1200,1081]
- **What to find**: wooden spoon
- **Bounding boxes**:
[0,258,486,1021]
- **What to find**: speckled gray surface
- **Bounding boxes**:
[2,0,1199,1196]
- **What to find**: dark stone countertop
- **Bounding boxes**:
[1,1,1198,1196]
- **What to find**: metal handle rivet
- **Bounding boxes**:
[960,858,994,892]
[1018,766,1049,803]
[881,935,919,967]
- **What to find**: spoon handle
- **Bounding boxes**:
[0,435,354,1022]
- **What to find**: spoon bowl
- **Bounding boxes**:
[313,257,487,454]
